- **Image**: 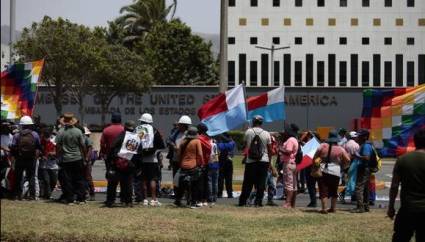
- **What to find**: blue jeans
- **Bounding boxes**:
[266,171,276,202]
[208,168,219,202]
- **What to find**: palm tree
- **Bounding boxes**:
[115,0,177,45]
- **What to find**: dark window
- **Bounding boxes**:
[239,54,246,84]
[228,37,235,45]
[362,61,370,87]
[340,61,347,87]
[362,37,369,45]
[318,0,325,7]
[328,54,336,86]
[261,54,269,86]
[339,37,347,45]
[340,0,347,7]
[407,61,414,86]
[274,61,280,86]
[250,37,258,45]
[283,54,291,86]
[362,0,370,7]
[306,54,313,86]
[351,54,358,86]
[373,54,381,87]
[273,37,280,45]
[317,37,325,45]
[385,0,392,7]
[384,62,392,87]
[384,37,392,45]
[295,37,302,45]
[407,38,414,45]
[250,61,258,86]
[273,0,280,7]
[295,0,302,7]
[228,61,235,86]
[251,0,258,7]
[295,61,302,86]
[407,0,414,7]
[229,0,235,7]
[317,61,325,86]
[420,55,425,84]
[396,54,403,86]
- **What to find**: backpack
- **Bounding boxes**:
[17,130,37,159]
[248,129,264,161]
[368,146,381,173]
[295,142,303,165]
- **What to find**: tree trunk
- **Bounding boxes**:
[100,103,107,126]
[78,95,85,125]
[53,80,63,116]
[53,95,62,117]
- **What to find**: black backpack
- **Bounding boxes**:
[17,130,37,159]
[295,142,303,164]
[248,129,264,161]
[368,145,381,173]
[360,142,381,173]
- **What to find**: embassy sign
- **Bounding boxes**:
[34,86,362,132]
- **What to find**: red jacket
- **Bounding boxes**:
[198,134,212,167]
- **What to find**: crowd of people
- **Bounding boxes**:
[1,112,424,241]
[0,113,97,202]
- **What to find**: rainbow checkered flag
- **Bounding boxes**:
[360,84,425,157]
[1,60,44,120]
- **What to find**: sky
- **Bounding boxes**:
[1,0,220,34]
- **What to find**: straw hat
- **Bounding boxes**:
[59,112,78,126]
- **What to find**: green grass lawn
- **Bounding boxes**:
[1,199,393,241]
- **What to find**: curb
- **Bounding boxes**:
[93,180,387,191]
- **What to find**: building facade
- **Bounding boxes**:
[227,0,425,87]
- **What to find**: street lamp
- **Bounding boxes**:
[255,45,290,86]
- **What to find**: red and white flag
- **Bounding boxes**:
[296,137,321,171]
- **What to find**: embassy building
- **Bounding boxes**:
[227,0,425,88]
[32,1,425,133]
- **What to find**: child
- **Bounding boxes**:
[39,129,58,199]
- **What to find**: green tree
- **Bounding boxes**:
[136,19,218,85]
[91,42,152,124]
[15,16,153,124]
[14,16,81,116]
[66,27,107,123]
[116,0,177,46]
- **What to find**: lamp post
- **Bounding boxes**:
[219,0,228,93]
[255,45,290,86]
[10,0,16,65]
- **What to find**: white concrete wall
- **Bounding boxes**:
[228,0,425,87]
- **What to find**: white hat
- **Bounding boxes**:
[178,115,192,125]
[84,127,91,135]
[349,131,358,138]
[19,116,34,125]
[139,113,153,123]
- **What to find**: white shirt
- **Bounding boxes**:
[244,127,271,163]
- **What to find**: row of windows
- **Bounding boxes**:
[228,37,416,46]
[238,17,425,27]
[230,0,415,8]
[228,54,425,87]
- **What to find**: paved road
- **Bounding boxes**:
[86,158,398,209]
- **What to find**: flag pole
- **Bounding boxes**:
[242,82,250,129]
[31,59,45,118]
